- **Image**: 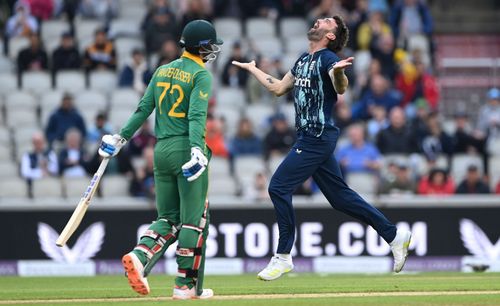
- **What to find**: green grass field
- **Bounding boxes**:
[1,273,500,305]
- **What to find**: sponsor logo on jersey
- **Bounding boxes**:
[295,77,311,88]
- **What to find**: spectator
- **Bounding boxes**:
[20,131,58,197]
[419,112,454,161]
[144,5,177,55]
[142,0,170,30]
[396,60,439,109]
[17,33,48,75]
[247,57,275,103]
[130,146,155,199]
[118,48,152,93]
[495,180,500,194]
[378,162,416,195]
[417,168,454,195]
[180,0,212,30]
[452,111,486,155]
[52,32,81,74]
[205,115,228,158]
[5,1,38,38]
[334,98,353,132]
[371,33,396,80]
[390,0,433,46]
[307,0,347,25]
[58,128,88,177]
[45,93,86,147]
[221,41,249,88]
[366,104,388,141]
[83,28,117,71]
[455,164,490,194]
[263,113,295,161]
[128,121,156,157]
[87,112,113,145]
[25,0,54,21]
[229,118,262,157]
[345,0,369,50]
[352,74,402,120]
[357,10,392,50]
[242,172,269,201]
[477,88,500,148]
[376,106,416,154]
[336,124,382,175]
[156,38,180,66]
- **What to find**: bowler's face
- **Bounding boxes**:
[311,18,337,32]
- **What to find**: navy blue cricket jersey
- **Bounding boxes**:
[290,48,340,137]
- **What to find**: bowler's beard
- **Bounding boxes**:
[307,28,327,42]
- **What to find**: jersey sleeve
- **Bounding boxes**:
[119,69,157,140]
[323,51,341,73]
[188,70,212,149]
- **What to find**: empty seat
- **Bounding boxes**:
[101,175,130,197]
[120,3,147,19]
[109,19,141,38]
[451,154,483,183]
[217,87,246,109]
[269,154,286,173]
[41,20,70,44]
[488,156,500,190]
[214,18,242,39]
[6,110,38,129]
[488,138,500,155]
[213,106,240,137]
[209,177,236,196]
[5,92,38,128]
[33,177,63,198]
[0,177,27,197]
[0,73,18,94]
[74,90,108,111]
[114,37,143,58]
[111,88,141,109]
[346,173,378,195]
[280,17,308,37]
[0,145,11,160]
[5,91,37,110]
[244,104,275,133]
[234,156,266,184]
[109,109,134,130]
[246,18,276,39]
[55,70,86,93]
[0,162,18,178]
[253,38,282,58]
[21,71,52,94]
[285,37,308,55]
[14,126,39,148]
[0,55,14,72]
[76,19,103,43]
[40,90,64,126]
[282,52,300,71]
[8,36,30,59]
[63,177,91,197]
[208,157,231,176]
[0,127,11,143]
[89,71,117,93]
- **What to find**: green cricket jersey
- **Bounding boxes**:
[119,51,212,149]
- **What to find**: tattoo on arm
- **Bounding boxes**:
[266,77,274,84]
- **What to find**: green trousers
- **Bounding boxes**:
[132,136,210,293]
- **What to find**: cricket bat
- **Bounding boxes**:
[56,158,110,247]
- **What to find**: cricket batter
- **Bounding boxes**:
[233,16,411,280]
[98,20,222,299]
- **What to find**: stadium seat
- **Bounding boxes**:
[280,17,309,38]
[101,175,130,197]
[55,70,86,93]
[489,156,500,190]
[0,73,18,94]
[114,37,144,59]
[8,36,30,60]
[209,157,231,177]
[269,154,286,173]
[278,103,296,126]
[246,18,276,39]
[109,109,134,130]
[40,90,64,126]
[5,91,37,110]
[4,92,38,128]
[0,177,27,197]
[253,38,283,58]
[89,71,117,93]
[212,106,241,137]
[33,177,63,198]
[0,55,14,72]
[0,162,18,178]
[76,19,103,44]
[285,37,308,55]
[214,18,243,39]
[234,156,267,184]
[209,177,237,196]
[110,88,141,110]
[353,50,372,75]
[488,138,500,155]
[74,90,108,111]
[0,145,11,161]
[62,176,90,197]
[0,127,11,144]
[217,87,246,109]
[109,19,142,38]
[41,20,70,45]
[119,3,147,20]
[346,173,378,195]
[451,154,483,183]
[244,104,275,135]
[21,71,52,94]
[14,126,39,149]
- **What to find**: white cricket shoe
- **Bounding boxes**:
[257,256,294,281]
[172,286,214,300]
[390,229,412,273]
[122,252,150,295]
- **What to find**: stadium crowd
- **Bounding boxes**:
[1,0,499,200]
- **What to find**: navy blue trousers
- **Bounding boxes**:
[268,127,397,254]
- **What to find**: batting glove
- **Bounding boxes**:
[182,147,208,182]
[98,134,127,158]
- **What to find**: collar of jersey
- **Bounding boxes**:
[182,51,205,68]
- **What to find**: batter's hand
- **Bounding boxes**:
[182,147,208,182]
[98,134,127,158]
[232,60,256,71]
[333,57,354,70]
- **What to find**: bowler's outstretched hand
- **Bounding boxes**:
[333,57,354,70]
[232,60,256,71]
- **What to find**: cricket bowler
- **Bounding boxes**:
[98,20,222,299]
[233,16,412,280]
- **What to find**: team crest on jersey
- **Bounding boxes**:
[199,90,208,99]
